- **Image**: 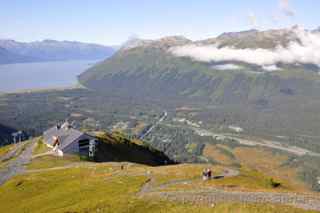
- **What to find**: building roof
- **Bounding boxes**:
[43,123,91,150]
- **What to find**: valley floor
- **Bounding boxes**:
[0,142,319,212]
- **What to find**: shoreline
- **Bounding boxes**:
[0,83,86,95]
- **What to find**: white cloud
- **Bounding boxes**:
[262,65,280,71]
[170,28,320,68]
[212,64,242,70]
[279,0,295,17]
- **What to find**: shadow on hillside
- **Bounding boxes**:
[213,175,224,179]
[93,133,175,166]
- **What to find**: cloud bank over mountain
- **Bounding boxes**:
[170,28,320,67]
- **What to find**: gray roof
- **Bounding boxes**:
[43,124,91,150]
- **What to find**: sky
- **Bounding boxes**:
[0,0,319,45]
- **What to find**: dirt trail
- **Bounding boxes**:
[10,155,320,211]
[0,140,36,185]
[31,151,55,159]
[137,168,239,197]
[0,142,26,162]
[153,168,239,192]
[148,189,320,211]
[138,168,320,211]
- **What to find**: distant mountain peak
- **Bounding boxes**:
[217,29,259,39]
[120,38,153,50]
[0,39,116,64]
[120,35,192,52]
[42,39,59,43]
[158,35,191,43]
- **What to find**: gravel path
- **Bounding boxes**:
[4,149,319,211]
[138,168,320,211]
[150,189,320,211]
[0,142,26,162]
[0,140,36,185]
[138,168,239,196]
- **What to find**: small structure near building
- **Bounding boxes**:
[11,130,28,144]
[43,122,98,157]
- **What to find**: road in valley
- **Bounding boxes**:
[192,127,320,157]
[138,111,167,140]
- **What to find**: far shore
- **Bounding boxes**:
[0,84,87,95]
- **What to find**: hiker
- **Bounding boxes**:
[202,168,213,181]
[202,169,208,180]
[207,168,212,179]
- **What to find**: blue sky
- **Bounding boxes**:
[0,0,318,45]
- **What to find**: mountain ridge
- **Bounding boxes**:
[78,27,320,142]
[118,26,316,51]
[79,26,320,103]
[0,39,116,64]
[0,47,37,64]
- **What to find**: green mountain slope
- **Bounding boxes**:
[79,32,320,105]
[78,28,320,140]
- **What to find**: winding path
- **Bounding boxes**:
[138,168,320,211]
[0,140,36,185]
[3,148,320,211]
[0,142,26,162]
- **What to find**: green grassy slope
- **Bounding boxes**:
[0,160,318,213]
[79,43,320,106]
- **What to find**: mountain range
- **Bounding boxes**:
[79,26,320,102]
[0,47,36,64]
[0,39,115,64]
[78,26,320,139]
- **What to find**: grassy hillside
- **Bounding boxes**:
[0,143,15,158]
[1,141,319,212]
[202,143,320,192]
[0,156,318,213]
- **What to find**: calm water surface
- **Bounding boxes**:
[0,60,99,92]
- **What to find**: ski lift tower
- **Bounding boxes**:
[12,131,24,145]
[17,131,22,142]
[12,132,18,144]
